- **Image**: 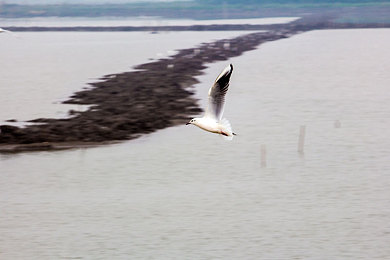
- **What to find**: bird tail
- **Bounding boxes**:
[220,118,234,141]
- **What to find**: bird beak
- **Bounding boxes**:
[186,122,190,125]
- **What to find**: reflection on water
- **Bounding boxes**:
[1,29,390,259]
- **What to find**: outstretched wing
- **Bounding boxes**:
[205,64,233,121]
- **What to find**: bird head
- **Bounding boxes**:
[186,118,196,125]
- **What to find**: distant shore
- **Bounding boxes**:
[3,21,390,32]
[1,2,389,23]
[1,18,389,153]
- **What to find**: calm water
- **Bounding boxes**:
[0,16,298,27]
[1,29,390,259]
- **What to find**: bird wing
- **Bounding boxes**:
[205,64,233,121]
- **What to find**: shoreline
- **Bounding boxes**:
[3,21,390,32]
[1,19,389,153]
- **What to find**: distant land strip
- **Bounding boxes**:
[1,2,389,22]
[3,22,390,32]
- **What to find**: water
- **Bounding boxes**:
[1,29,390,259]
[0,16,299,27]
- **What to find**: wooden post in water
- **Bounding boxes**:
[298,125,306,154]
[261,144,267,168]
[334,120,341,128]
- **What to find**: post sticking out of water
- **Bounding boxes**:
[334,120,341,128]
[261,144,267,168]
[298,125,306,154]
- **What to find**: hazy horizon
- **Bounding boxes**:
[1,0,190,4]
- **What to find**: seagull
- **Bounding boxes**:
[186,64,236,140]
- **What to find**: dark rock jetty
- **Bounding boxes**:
[0,29,295,152]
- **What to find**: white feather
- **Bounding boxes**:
[205,64,233,121]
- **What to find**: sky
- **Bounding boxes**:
[1,0,188,4]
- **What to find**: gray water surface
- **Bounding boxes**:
[0,16,298,27]
[1,29,390,259]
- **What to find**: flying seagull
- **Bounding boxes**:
[186,64,236,140]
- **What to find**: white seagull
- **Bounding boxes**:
[186,64,236,140]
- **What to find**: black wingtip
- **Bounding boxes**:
[230,64,233,71]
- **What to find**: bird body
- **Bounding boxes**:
[188,117,233,137]
[187,64,236,140]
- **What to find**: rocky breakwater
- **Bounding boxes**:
[0,30,295,152]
